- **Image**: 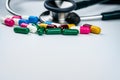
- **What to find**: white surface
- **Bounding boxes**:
[0,0,120,80]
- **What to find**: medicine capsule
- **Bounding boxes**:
[82,24,91,28]
[90,25,101,34]
[1,18,15,27]
[47,24,57,28]
[12,16,22,19]
[14,27,30,34]
[80,26,90,34]
[59,24,69,29]
[45,21,52,24]
[18,19,29,25]
[39,23,48,28]
[67,24,76,29]
[5,15,22,19]
[37,28,45,35]
[22,16,39,24]
[51,23,61,27]
[45,28,62,35]
[70,26,80,30]
[62,29,79,35]
[31,24,40,30]
[27,24,37,33]
[20,23,28,28]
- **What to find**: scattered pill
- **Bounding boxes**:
[51,22,61,27]
[39,23,48,28]
[20,23,28,28]
[45,21,52,24]
[37,28,44,35]
[80,26,90,34]
[47,24,57,28]
[4,18,15,27]
[28,16,39,24]
[45,28,62,35]
[14,27,30,34]
[59,24,69,29]
[62,29,79,35]
[12,16,22,19]
[83,24,91,28]
[90,25,101,34]
[70,26,80,30]
[18,19,29,25]
[67,24,76,29]
[27,24,37,33]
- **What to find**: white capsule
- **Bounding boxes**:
[27,24,37,33]
[22,15,29,19]
[0,17,5,24]
[13,18,20,25]
[51,22,61,27]
[70,26,80,30]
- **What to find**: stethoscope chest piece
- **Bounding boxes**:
[40,0,79,24]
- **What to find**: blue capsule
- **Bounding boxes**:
[44,21,52,24]
[18,19,29,25]
[28,16,39,24]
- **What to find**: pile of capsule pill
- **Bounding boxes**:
[1,15,101,35]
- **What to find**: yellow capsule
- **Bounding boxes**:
[67,24,76,29]
[90,25,101,34]
[39,23,48,28]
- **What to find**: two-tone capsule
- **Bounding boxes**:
[22,16,39,24]
[1,17,15,27]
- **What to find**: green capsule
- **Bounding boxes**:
[31,24,39,29]
[45,28,62,35]
[62,29,79,35]
[37,28,44,35]
[14,27,30,34]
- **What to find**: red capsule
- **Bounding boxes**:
[47,24,57,28]
[82,24,91,28]
[59,24,69,29]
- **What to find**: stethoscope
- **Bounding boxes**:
[6,0,120,25]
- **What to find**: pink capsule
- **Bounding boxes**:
[20,23,28,28]
[80,26,90,34]
[12,16,22,19]
[4,18,15,27]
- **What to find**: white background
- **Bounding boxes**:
[0,0,120,80]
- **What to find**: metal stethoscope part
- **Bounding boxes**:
[6,0,120,24]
